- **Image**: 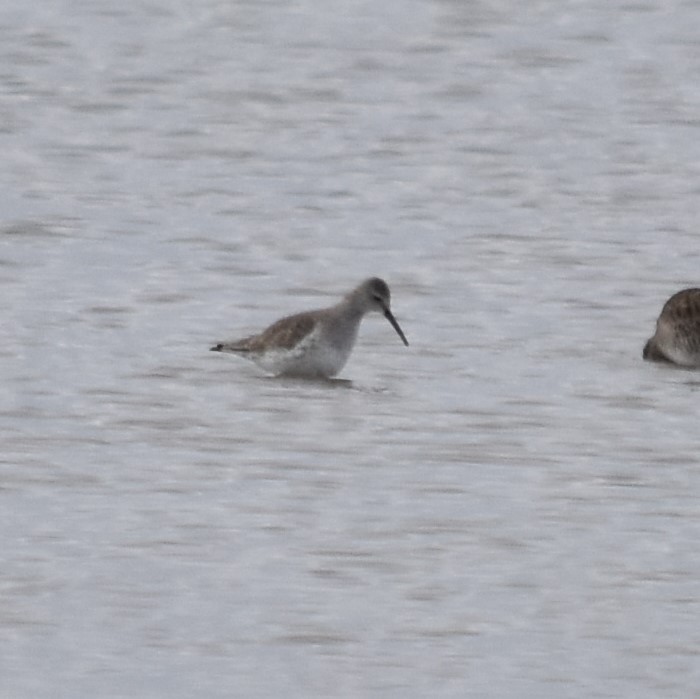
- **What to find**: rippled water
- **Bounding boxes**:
[3,1,700,697]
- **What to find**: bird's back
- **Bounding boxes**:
[648,288,700,366]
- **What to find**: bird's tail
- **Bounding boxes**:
[210,341,250,353]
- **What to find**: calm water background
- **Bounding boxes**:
[2,1,700,696]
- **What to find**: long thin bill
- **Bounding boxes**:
[383,308,409,346]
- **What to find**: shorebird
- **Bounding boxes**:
[210,277,409,377]
[643,288,700,367]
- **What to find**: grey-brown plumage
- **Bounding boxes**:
[211,278,409,377]
[216,312,317,353]
[643,288,700,367]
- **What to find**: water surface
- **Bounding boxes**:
[2,1,700,697]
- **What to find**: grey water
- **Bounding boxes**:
[2,0,700,696]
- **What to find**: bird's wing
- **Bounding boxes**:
[246,311,318,351]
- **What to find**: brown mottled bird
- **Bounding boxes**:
[643,288,700,367]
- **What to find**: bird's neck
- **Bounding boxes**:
[337,296,367,319]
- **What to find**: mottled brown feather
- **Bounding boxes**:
[233,311,318,352]
[659,288,700,321]
[644,288,700,365]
